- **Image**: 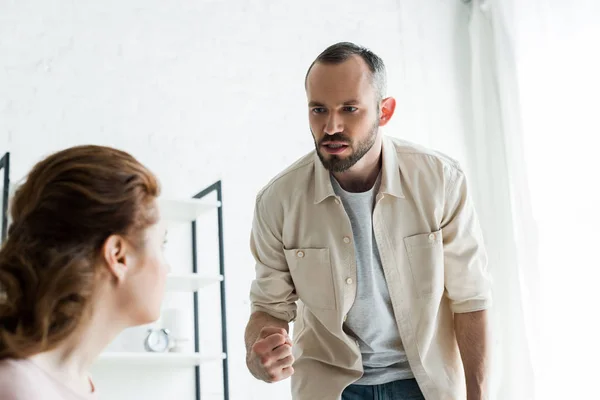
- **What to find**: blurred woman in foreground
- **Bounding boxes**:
[0,145,169,399]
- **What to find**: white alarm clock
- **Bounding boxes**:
[144,328,172,353]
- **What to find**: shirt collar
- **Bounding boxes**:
[313,135,404,204]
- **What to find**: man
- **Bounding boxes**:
[245,42,492,400]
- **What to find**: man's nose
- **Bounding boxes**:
[324,113,343,135]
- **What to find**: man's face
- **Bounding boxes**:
[306,55,381,173]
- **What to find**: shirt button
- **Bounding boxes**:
[334,198,341,205]
[296,250,305,258]
[429,233,436,241]
[343,314,347,322]
[346,277,353,285]
[343,236,351,244]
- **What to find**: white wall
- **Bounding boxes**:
[0,1,473,399]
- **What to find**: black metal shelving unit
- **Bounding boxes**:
[0,152,10,243]
[192,181,229,400]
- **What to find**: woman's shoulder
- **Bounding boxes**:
[0,359,47,400]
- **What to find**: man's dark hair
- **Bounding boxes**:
[305,42,387,101]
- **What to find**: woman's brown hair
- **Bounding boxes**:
[0,145,160,360]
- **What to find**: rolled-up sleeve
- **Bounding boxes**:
[249,192,298,322]
[441,166,492,314]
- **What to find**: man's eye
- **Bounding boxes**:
[343,106,358,112]
[312,107,326,114]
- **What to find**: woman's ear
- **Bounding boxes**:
[102,235,129,284]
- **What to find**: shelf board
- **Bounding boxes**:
[95,352,226,367]
[166,273,223,292]
[158,197,220,222]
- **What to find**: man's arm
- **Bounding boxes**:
[455,310,490,400]
[248,191,298,323]
[245,193,297,382]
[441,164,493,399]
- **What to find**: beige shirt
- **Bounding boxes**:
[0,358,97,400]
[249,136,492,400]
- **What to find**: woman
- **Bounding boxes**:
[0,145,169,399]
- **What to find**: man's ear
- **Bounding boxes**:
[102,235,129,284]
[378,97,397,127]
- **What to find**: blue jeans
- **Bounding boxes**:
[341,379,425,400]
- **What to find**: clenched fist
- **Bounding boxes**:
[246,327,295,383]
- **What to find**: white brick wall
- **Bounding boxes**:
[0,1,473,399]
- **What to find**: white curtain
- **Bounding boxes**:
[511,1,600,399]
[465,1,538,399]
[466,0,600,399]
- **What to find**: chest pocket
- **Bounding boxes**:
[403,230,444,299]
[284,247,337,310]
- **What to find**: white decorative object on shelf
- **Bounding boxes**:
[96,352,226,367]
[160,308,187,352]
[143,328,172,353]
[169,338,190,353]
[166,273,223,292]
[158,197,220,222]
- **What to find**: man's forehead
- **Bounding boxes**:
[308,57,370,83]
[306,58,374,103]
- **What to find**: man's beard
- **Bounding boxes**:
[313,122,379,173]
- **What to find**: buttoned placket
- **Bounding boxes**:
[332,195,358,327]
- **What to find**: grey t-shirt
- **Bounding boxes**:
[331,174,414,385]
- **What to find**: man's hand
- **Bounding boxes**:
[246,327,295,383]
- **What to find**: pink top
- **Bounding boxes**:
[0,358,97,400]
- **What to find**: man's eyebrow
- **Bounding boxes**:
[308,100,360,107]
